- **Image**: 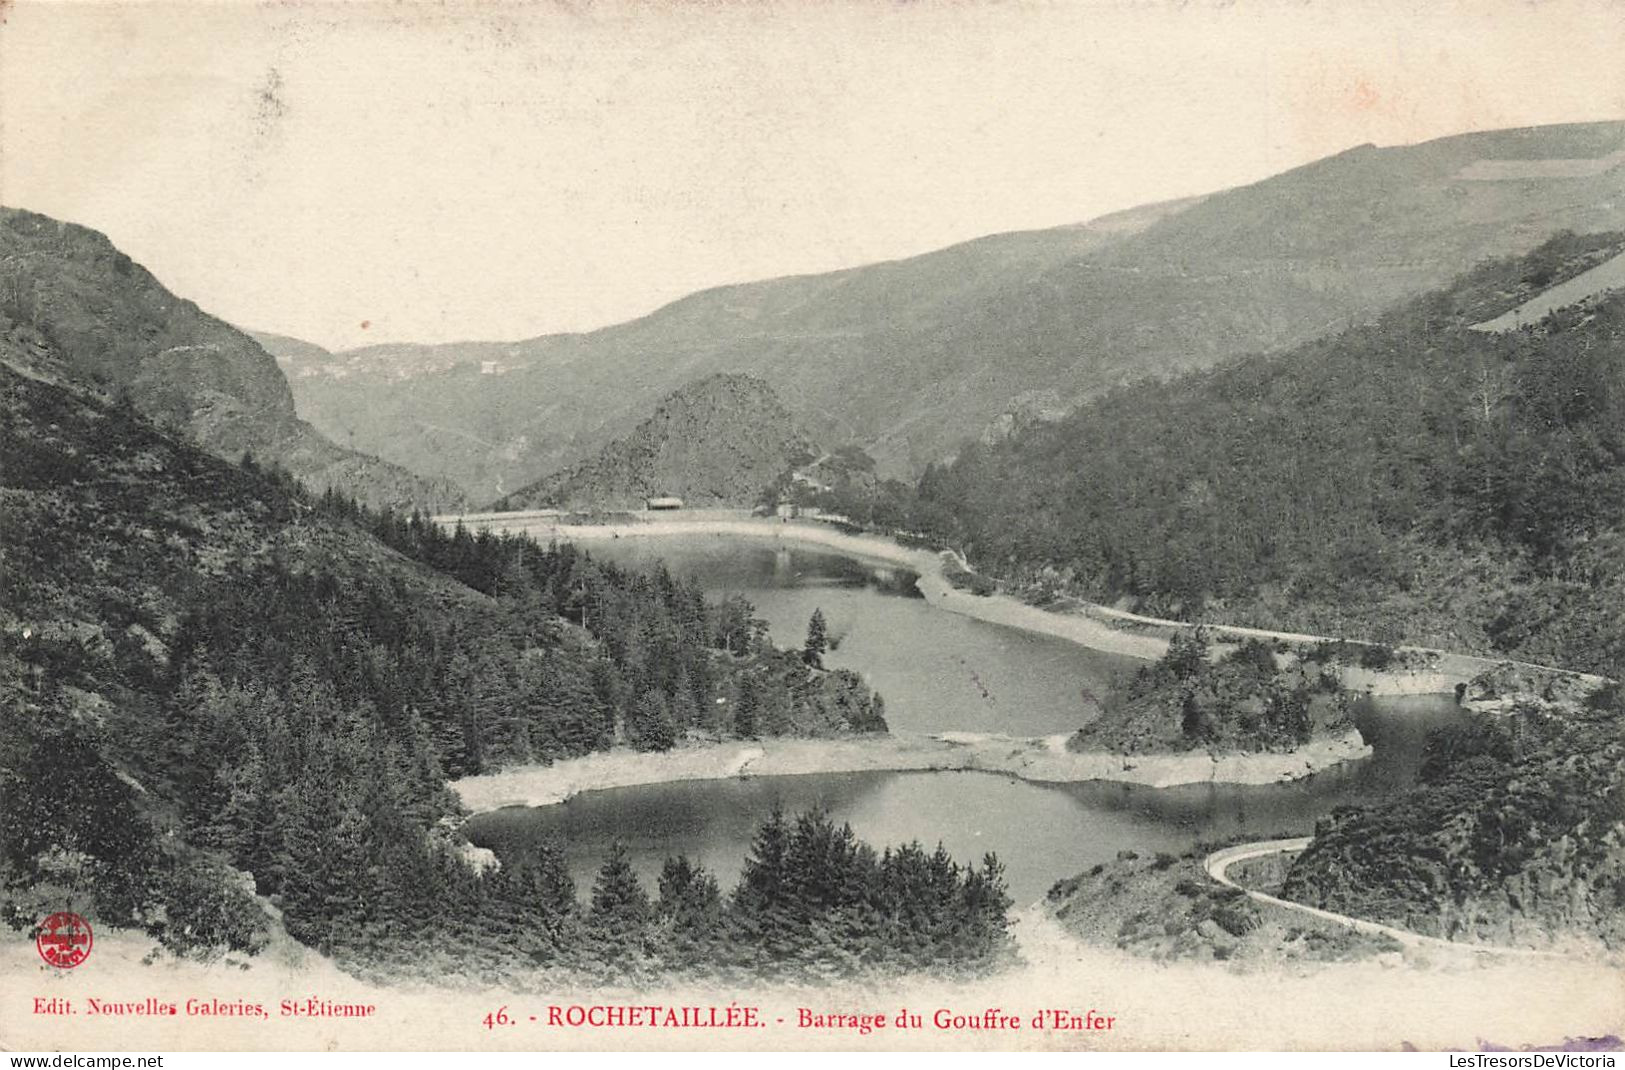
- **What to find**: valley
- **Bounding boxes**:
[260,122,1625,504]
[4,116,1624,1050]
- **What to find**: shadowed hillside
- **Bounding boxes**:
[1281,699,1625,952]
[0,208,464,513]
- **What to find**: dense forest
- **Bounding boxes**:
[0,364,935,980]
[304,491,889,762]
[1070,630,1353,754]
[1047,848,1402,966]
[842,233,1625,679]
[1282,687,1625,950]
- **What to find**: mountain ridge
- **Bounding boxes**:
[260,121,1625,503]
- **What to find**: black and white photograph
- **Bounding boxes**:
[1,0,1622,1057]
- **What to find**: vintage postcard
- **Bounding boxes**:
[1,0,1622,1058]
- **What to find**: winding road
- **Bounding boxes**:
[1203,839,1554,958]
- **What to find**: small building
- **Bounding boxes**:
[646,496,684,511]
[480,360,500,375]
[775,501,798,520]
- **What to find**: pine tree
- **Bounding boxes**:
[733,675,759,739]
[960,852,1014,961]
[1163,625,1210,680]
[589,842,651,968]
[497,840,579,962]
[1181,691,1207,741]
[656,855,723,968]
[630,689,677,751]
[733,807,790,919]
[669,665,700,729]
[803,608,828,668]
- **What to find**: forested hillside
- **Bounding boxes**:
[0,363,924,981]
[0,207,463,513]
[895,232,1625,679]
[1282,694,1625,951]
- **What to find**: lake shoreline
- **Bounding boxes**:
[437,511,1570,813]
[450,727,1375,814]
[446,510,1599,697]
[447,510,1170,659]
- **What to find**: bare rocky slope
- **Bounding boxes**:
[0,207,464,513]
[258,121,1625,504]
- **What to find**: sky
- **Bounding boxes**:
[3,0,1623,351]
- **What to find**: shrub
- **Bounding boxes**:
[1357,643,1397,670]
[155,858,270,959]
[1213,902,1263,937]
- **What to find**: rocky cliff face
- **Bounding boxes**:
[0,207,463,513]
[497,373,817,510]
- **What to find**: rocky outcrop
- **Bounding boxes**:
[496,373,817,510]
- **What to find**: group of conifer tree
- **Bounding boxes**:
[335,807,1014,985]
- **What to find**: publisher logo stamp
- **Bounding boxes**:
[36,912,93,969]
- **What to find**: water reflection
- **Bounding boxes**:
[468,699,1468,907]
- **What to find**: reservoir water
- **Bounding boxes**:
[575,535,1139,735]
[466,535,1468,906]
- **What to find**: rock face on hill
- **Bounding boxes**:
[0,207,464,513]
[265,121,1625,502]
[497,373,817,511]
